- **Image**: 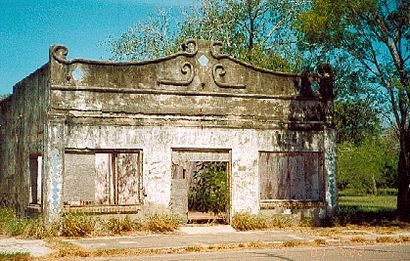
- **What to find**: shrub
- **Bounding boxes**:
[0,252,30,261]
[282,240,301,247]
[232,212,293,231]
[104,216,143,234]
[0,207,16,233]
[232,212,266,231]
[22,218,57,239]
[350,237,368,243]
[267,215,293,228]
[60,213,96,237]
[0,208,56,239]
[144,213,181,232]
[188,162,228,214]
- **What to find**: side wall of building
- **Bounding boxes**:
[0,65,49,215]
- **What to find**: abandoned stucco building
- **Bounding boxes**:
[0,39,337,223]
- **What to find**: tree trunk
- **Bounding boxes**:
[397,130,410,221]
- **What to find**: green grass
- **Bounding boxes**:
[339,195,397,212]
[337,192,398,224]
[0,252,30,261]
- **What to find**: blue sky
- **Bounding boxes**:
[0,0,193,95]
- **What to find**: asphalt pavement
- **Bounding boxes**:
[1,225,410,259]
[82,244,410,261]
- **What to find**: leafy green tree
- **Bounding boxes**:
[105,9,180,61]
[188,162,228,214]
[0,95,10,101]
[105,0,307,72]
[334,100,381,145]
[297,0,410,220]
[338,136,397,194]
[179,0,307,71]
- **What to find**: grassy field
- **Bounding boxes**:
[339,194,397,212]
[0,252,30,261]
[338,192,398,224]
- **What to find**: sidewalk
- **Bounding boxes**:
[1,225,410,258]
[66,225,315,251]
[0,236,52,257]
[65,225,410,251]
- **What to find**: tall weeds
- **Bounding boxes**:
[232,212,293,231]
[0,207,181,238]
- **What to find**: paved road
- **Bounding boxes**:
[86,244,410,261]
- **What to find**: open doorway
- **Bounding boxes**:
[170,150,231,224]
[187,161,228,223]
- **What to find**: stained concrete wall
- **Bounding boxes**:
[0,39,336,223]
[43,39,333,222]
[0,65,49,215]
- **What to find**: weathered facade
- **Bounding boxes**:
[0,39,337,223]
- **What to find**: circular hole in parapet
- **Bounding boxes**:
[72,67,84,81]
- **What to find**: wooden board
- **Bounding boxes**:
[95,153,113,204]
[259,152,322,201]
[116,153,140,205]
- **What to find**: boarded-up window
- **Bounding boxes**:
[64,151,142,206]
[259,152,323,201]
[29,155,42,205]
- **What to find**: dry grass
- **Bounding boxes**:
[0,208,182,239]
[184,246,201,252]
[39,233,410,260]
[60,213,97,237]
[0,252,31,261]
[350,237,370,243]
[232,212,293,231]
[295,223,409,239]
[144,213,181,232]
[103,216,143,235]
[282,240,302,247]
[313,239,326,246]
[0,208,57,239]
[375,236,401,243]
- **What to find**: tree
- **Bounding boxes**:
[188,162,228,215]
[334,100,381,145]
[179,0,308,71]
[105,0,308,72]
[105,9,179,61]
[0,95,10,101]
[296,0,409,220]
[337,137,392,194]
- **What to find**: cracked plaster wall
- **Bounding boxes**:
[0,39,336,222]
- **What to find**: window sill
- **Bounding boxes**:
[63,204,142,214]
[27,204,42,213]
[260,200,324,209]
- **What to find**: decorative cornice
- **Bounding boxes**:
[50,85,320,101]
[209,41,301,78]
[49,39,198,66]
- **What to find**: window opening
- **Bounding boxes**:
[64,150,142,207]
[29,155,42,205]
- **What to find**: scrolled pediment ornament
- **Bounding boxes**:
[212,64,246,89]
[157,62,194,86]
[51,45,70,64]
[181,39,198,56]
